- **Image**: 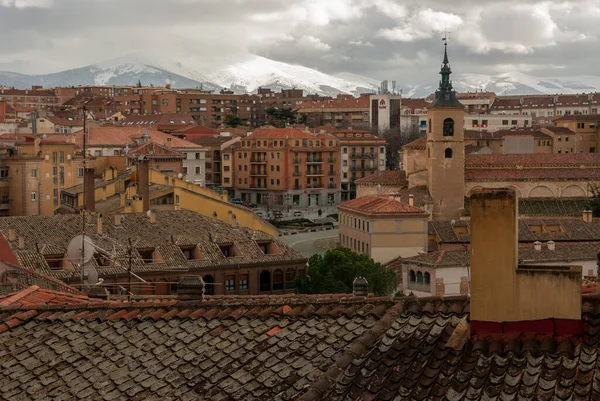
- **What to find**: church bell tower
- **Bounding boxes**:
[426,39,465,220]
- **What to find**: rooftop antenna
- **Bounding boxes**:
[80,105,88,290]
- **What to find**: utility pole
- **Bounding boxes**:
[81,105,87,291]
[127,237,133,301]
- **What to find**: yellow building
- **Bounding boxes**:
[338,195,429,263]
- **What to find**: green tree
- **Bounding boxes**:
[589,183,600,217]
[225,114,244,128]
[295,247,398,296]
[136,80,142,88]
[265,107,299,127]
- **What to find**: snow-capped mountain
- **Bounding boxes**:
[1,54,600,98]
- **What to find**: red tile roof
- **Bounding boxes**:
[543,126,576,134]
[247,127,337,140]
[466,168,600,181]
[127,142,185,158]
[73,127,202,149]
[338,195,428,216]
[402,137,426,149]
[354,170,407,186]
[555,114,600,121]
[0,285,99,308]
[120,113,196,126]
[466,153,600,167]
[465,128,551,140]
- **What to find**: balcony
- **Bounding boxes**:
[306,184,324,189]
[293,159,300,164]
[293,171,301,177]
[328,183,337,189]
[328,170,336,176]
[250,170,267,176]
[250,157,267,164]
[306,170,324,176]
[306,158,323,164]
[327,157,336,163]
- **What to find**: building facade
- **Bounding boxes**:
[369,94,402,132]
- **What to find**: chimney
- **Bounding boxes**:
[534,241,542,252]
[222,191,228,203]
[547,240,555,251]
[131,194,143,213]
[8,228,15,242]
[84,168,95,212]
[149,210,156,224]
[166,137,172,148]
[114,212,122,227]
[408,194,414,206]
[352,277,368,297]
[97,213,103,236]
[470,188,582,336]
[177,276,205,301]
[17,236,25,250]
[34,136,40,155]
[137,156,150,212]
[583,210,593,223]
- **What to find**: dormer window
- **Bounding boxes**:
[137,248,154,264]
[45,254,64,270]
[257,241,281,255]
[180,246,202,260]
[94,252,111,267]
[219,243,236,257]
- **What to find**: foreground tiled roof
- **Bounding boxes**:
[465,167,600,181]
[354,170,407,186]
[339,196,428,216]
[0,263,80,295]
[466,153,600,167]
[0,210,305,281]
[4,289,600,400]
[402,137,426,149]
[73,127,202,149]
[463,197,592,217]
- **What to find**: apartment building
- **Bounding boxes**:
[465,127,578,155]
[554,114,600,153]
[222,127,340,208]
[466,114,531,131]
[0,87,68,110]
[119,113,195,133]
[332,130,387,201]
[192,136,239,188]
[297,95,370,130]
[399,99,429,134]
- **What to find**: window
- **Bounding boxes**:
[138,249,154,264]
[239,274,249,290]
[285,269,296,289]
[224,154,230,160]
[59,152,64,163]
[445,148,453,158]
[443,118,454,136]
[417,272,423,284]
[195,166,201,174]
[224,166,230,172]
[195,153,200,159]
[77,168,84,177]
[31,192,37,201]
[424,273,430,285]
[113,150,120,156]
[94,150,101,157]
[409,270,416,283]
[52,152,57,164]
[224,177,230,184]
[428,119,431,133]
[273,269,284,291]
[225,275,235,291]
[511,120,518,125]
[380,147,385,154]
[502,120,508,125]
[31,168,37,178]
[343,147,348,154]
[270,165,274,172]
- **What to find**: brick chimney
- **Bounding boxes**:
[177,276,205,301]
[114,212,122,227]
[84,168,95,212]
[353,277,368,297]
[583,210,593,223]
[408,194,414,206]
[17,235,24,250]
[8,228,15,242]
[534,241,542,252]
[547,240,555,251]
[137,156,150,212]
[148,210,156,224]
[470,188,582,336]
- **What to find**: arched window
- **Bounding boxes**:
[203,275,215,295]
[273,269,284,291]
[445,148,453,158]
[417,272,423,284]
[259,270,271,292]
[409,270,416,283]
[428,119,432,133]
[443,118,454,137]
[424,272,431,285]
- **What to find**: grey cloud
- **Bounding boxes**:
[0,0,598,83]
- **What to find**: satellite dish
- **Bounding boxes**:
[451,219,456,226]
[146,210,152,217]
[177,173,183,179]
[66,235,94,265]
[42,134,47,139]
[83,266,98,285]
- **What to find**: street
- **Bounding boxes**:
[280,229,339,257]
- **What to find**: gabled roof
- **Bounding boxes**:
[555,114,600,121]
[0,285,94,308]
[402,137,426,149]
[247,127,336,141]
[338,196,428,217]
[127,141,185,158]
[466,153,600,167]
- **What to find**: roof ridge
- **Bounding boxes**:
[0,285,39,307]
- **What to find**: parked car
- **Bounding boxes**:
[230,198,244,205]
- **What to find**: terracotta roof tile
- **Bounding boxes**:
[338,196,428,216]
[296,97,369,110]
[402,137,426,149]
[73,127,202,149]
[354,170,407,185]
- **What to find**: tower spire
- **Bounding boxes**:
[430,33,462,108]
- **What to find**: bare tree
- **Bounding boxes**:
[374,125,423,170]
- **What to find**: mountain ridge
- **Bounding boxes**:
[1,55,600,98]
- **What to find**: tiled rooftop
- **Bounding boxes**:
[246,127,336,141]
[339,196,428,216]
[0,210,305,281]
[73,127,202,149]
[2,286,600,399]
[465,167,600,181]
[429,217,600,244]
[466,153,600,167]
[296,97,370,110]
[402,137,426,149]
[555,114,600,122]
[354,170,407,186]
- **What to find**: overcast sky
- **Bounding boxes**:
[0,0,599,82]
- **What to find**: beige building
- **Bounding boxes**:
[338,195,429,263]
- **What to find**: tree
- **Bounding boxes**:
[589,183,600,217]
[376,125,423,170]
[265,107,299,127]
[225,114,244,128]
[136,80,142,88]
[295,247,398,296]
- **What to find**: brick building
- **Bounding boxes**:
[222,127,340,208]
[296,95,370,130]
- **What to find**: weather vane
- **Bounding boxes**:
[442,30,450,45]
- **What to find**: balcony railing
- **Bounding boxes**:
[327,157,336,163]
[293,171,301,177]
[328,183,337,189]
[306,170,324,176]
[293,159,300,164]
[250,157,267,163]
[250,171,267,176]
[306,158,323,163]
